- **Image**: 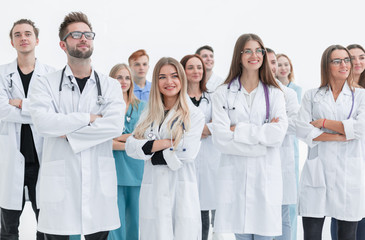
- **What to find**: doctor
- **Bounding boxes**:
[211,33,288,240]
[125,57,205,240]
[0,19,54,240]
[266,48,300,240]
[180,54,221,240]
[296,45,365,240]
[29,12,125,240]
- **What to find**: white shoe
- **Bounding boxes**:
[212,232,225,240]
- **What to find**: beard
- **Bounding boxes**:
[66,42,93,59]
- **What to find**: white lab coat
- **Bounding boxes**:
[28,65,125,235]
[296,83,365,221]
[212,78,288,236]
[206,72,224,92]
[125,100,205,240]
[194,92,221,210]
[277,80,300,205]
[0,59,54,210]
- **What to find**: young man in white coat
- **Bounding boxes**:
[196,45,224,92]
[0,19,55,240]
[28,12,125,240]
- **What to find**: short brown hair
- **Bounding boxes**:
[10,19,39,39]
[128,49,149,65]
[59,12,92,41]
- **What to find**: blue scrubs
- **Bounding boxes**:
[287,82,302,240]
[133,81,151,102]
[109,101,146,240]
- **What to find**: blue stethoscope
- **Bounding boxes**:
[224,76,270,123]
[59,66,106,105]
[147,117,186,151]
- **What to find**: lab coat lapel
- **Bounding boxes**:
[159,109,176,139]
[6,60,25,98]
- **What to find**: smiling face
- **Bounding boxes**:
[185,57,204,84]
[199,49,214,71]
[158,64,181,103]
[349,48,365,76]
[329,49,351,82]
[277,56,291,79]
[11,23,39,54]
[60,22,94,59]
[241,40,263,72]
[115,68,131,93]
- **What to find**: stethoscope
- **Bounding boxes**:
[147,118,186,151]
[201,92,210,104]
[59,66,106,105]
[223,76,270,123]
[7,73,14,93]
[126,106,133,123]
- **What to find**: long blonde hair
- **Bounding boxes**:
[134,57,190,149]
[109,63,140,109]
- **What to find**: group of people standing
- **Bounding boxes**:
[0,10,365,240]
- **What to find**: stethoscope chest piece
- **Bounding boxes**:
[126,116,131,122]
[147,132,156,140]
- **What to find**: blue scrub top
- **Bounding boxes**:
[113,101,146,186]
[133,80,151,102]
[287,82,302,104]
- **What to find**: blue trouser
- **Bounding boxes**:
[274,205,291,240]
[235,233,273,240]
[331,218,365,240]
[108,186,140,240]
[70,186,140,240]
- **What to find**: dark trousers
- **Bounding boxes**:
[44,231,109,240]
[201,210,216,240]
[331,218,365,240]
[1,162,43,240]
[303,217,357,240]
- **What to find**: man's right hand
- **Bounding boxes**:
[90,114,102,123]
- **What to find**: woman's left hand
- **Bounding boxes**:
[310,119,324,129]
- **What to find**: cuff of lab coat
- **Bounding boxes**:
[21,98,31,116]
[162,148,183,171]
[206,122,214,134]
[342,118,355,140]
[306,128,323,148]
[233,122,259,145]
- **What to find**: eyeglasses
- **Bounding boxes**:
[62,31,96,41]
[330,58,351,66]
[241,48,265,56]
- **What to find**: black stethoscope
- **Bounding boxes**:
[7,73,14,93]
[126,106,133,122]
[147,118,186,151]
[59,66,105,105]
[223,76,270,123]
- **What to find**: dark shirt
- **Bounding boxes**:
[190,96,202,107]
[75,76,89,93]
[18,66,38,164]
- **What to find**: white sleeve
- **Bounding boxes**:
[211,87,267,156]
[0,75,32,124]
[232,89,288,147]
[295,90,323,147]
[66,80,125,153]
[29,75,90,137]
[342,89,365,140]
[125,135,152,161]
[285,87,300,135]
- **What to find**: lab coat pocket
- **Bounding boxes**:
[0,135,11,162]
[301,157,326,187]
[39,160,65,203]
[176,182,200,218]
[98,156,118,197]
[139,184,154,219]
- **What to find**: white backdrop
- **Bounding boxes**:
[2,0,364,239]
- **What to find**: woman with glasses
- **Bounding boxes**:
[180,54,221,240]
[296,45,365,240]
[276,53,302,240]
[107,64,146,240]
[125,57,205,240]
[331,44,365,240]
[211,33,288,240]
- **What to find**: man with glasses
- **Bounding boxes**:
[29,12,125,240]
[0,19,54,240]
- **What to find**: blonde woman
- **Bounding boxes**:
[108,64,146,240]
[125,57,205,240]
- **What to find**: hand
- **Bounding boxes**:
[230,125,236,131]
[270,117,279,123]
[201,133,208,139]
[310,119,324,129]
[60,135,67,139]
[90,114,102,123]
[337,134,347,142]
[114,133,132,142]
[9,99,22,109]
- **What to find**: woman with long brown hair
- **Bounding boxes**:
[211,33,288,239]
